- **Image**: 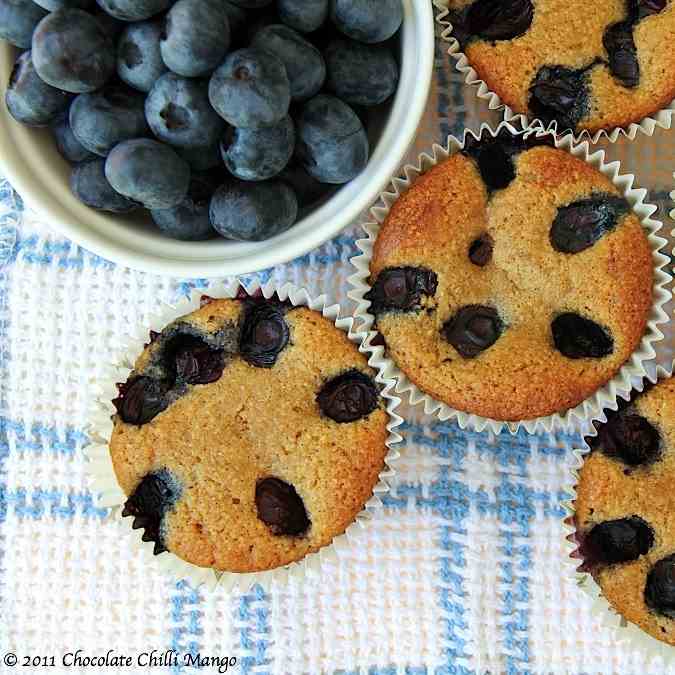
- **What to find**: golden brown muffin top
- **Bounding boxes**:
[445,0,675,133]
[576,377,675,645]
[367,132,653,421]
[109,296,389,573]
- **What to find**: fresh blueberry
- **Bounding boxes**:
[151,172,218,241]
[32,0,93,9]
[95,0,171,21]
[53,112,96,162]
[251,24,325,101]
[208,47,291,128]
[70,158,139,212]
[325,38,398,106]
[70,84,149,156]
[295,94,369,184]
[304,11,343,47]
[0,0,48,49]
[117,20,167,92]
[105,138,190,209]
[93,7,126,40]
[32,8,115,93]
[222,0,247,38]
[160,0,231,78]
[331,0,402,44]
[221,115,294,181]
[244,5,279,43]
[226,0,272,7]
[209,180,298,241]
[145,73,225,150]
[5,51,72,127]
[176,143,222,171]
[278,160,333,210]
[278,0,328,33]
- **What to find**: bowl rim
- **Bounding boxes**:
[0,1,435,278]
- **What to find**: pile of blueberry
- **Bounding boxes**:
[0,0,402,242]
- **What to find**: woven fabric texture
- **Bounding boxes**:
[0,10,674,675]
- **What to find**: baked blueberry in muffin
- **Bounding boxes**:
[445,0,675,133]
[576,376,675,644]
[109,293,389,573]
[365,129,653,421]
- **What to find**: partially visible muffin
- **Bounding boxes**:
[366,130,653,421]
[576,376,675,645]
[109,294,389,573]
[446,0,675,134]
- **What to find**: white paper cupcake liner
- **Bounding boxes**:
[85,278,403,592]
[348,119,672,435]
[563,362,675,661]
[432,1,675,144]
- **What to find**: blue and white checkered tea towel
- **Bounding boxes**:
[0,13,674,675]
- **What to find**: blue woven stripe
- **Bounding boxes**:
[11,228,360,280]
[400,421,580,463]
[0,179,23,213]
[237,584,271,674]
[11,233,114,270]
[0,273,9,530]
[0,486,106,520]
[335,668,431,675]
[0,417,88,457]
[169,580,203,675]
[383,421,577,674]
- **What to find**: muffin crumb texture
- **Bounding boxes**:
[367,131,653,421]
[110,297,388,573]
[576,377,675,645]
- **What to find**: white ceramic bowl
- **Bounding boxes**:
[0,1,434,277]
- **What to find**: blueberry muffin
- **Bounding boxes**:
[446,0,675,134]
[365,130,653,421]
[109,293,389,573]
[576,376,675,645]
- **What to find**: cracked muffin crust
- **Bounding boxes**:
[366,131,653,421]
[109,295,389,573]
[446,0,675,134]
[576,376,675,645]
